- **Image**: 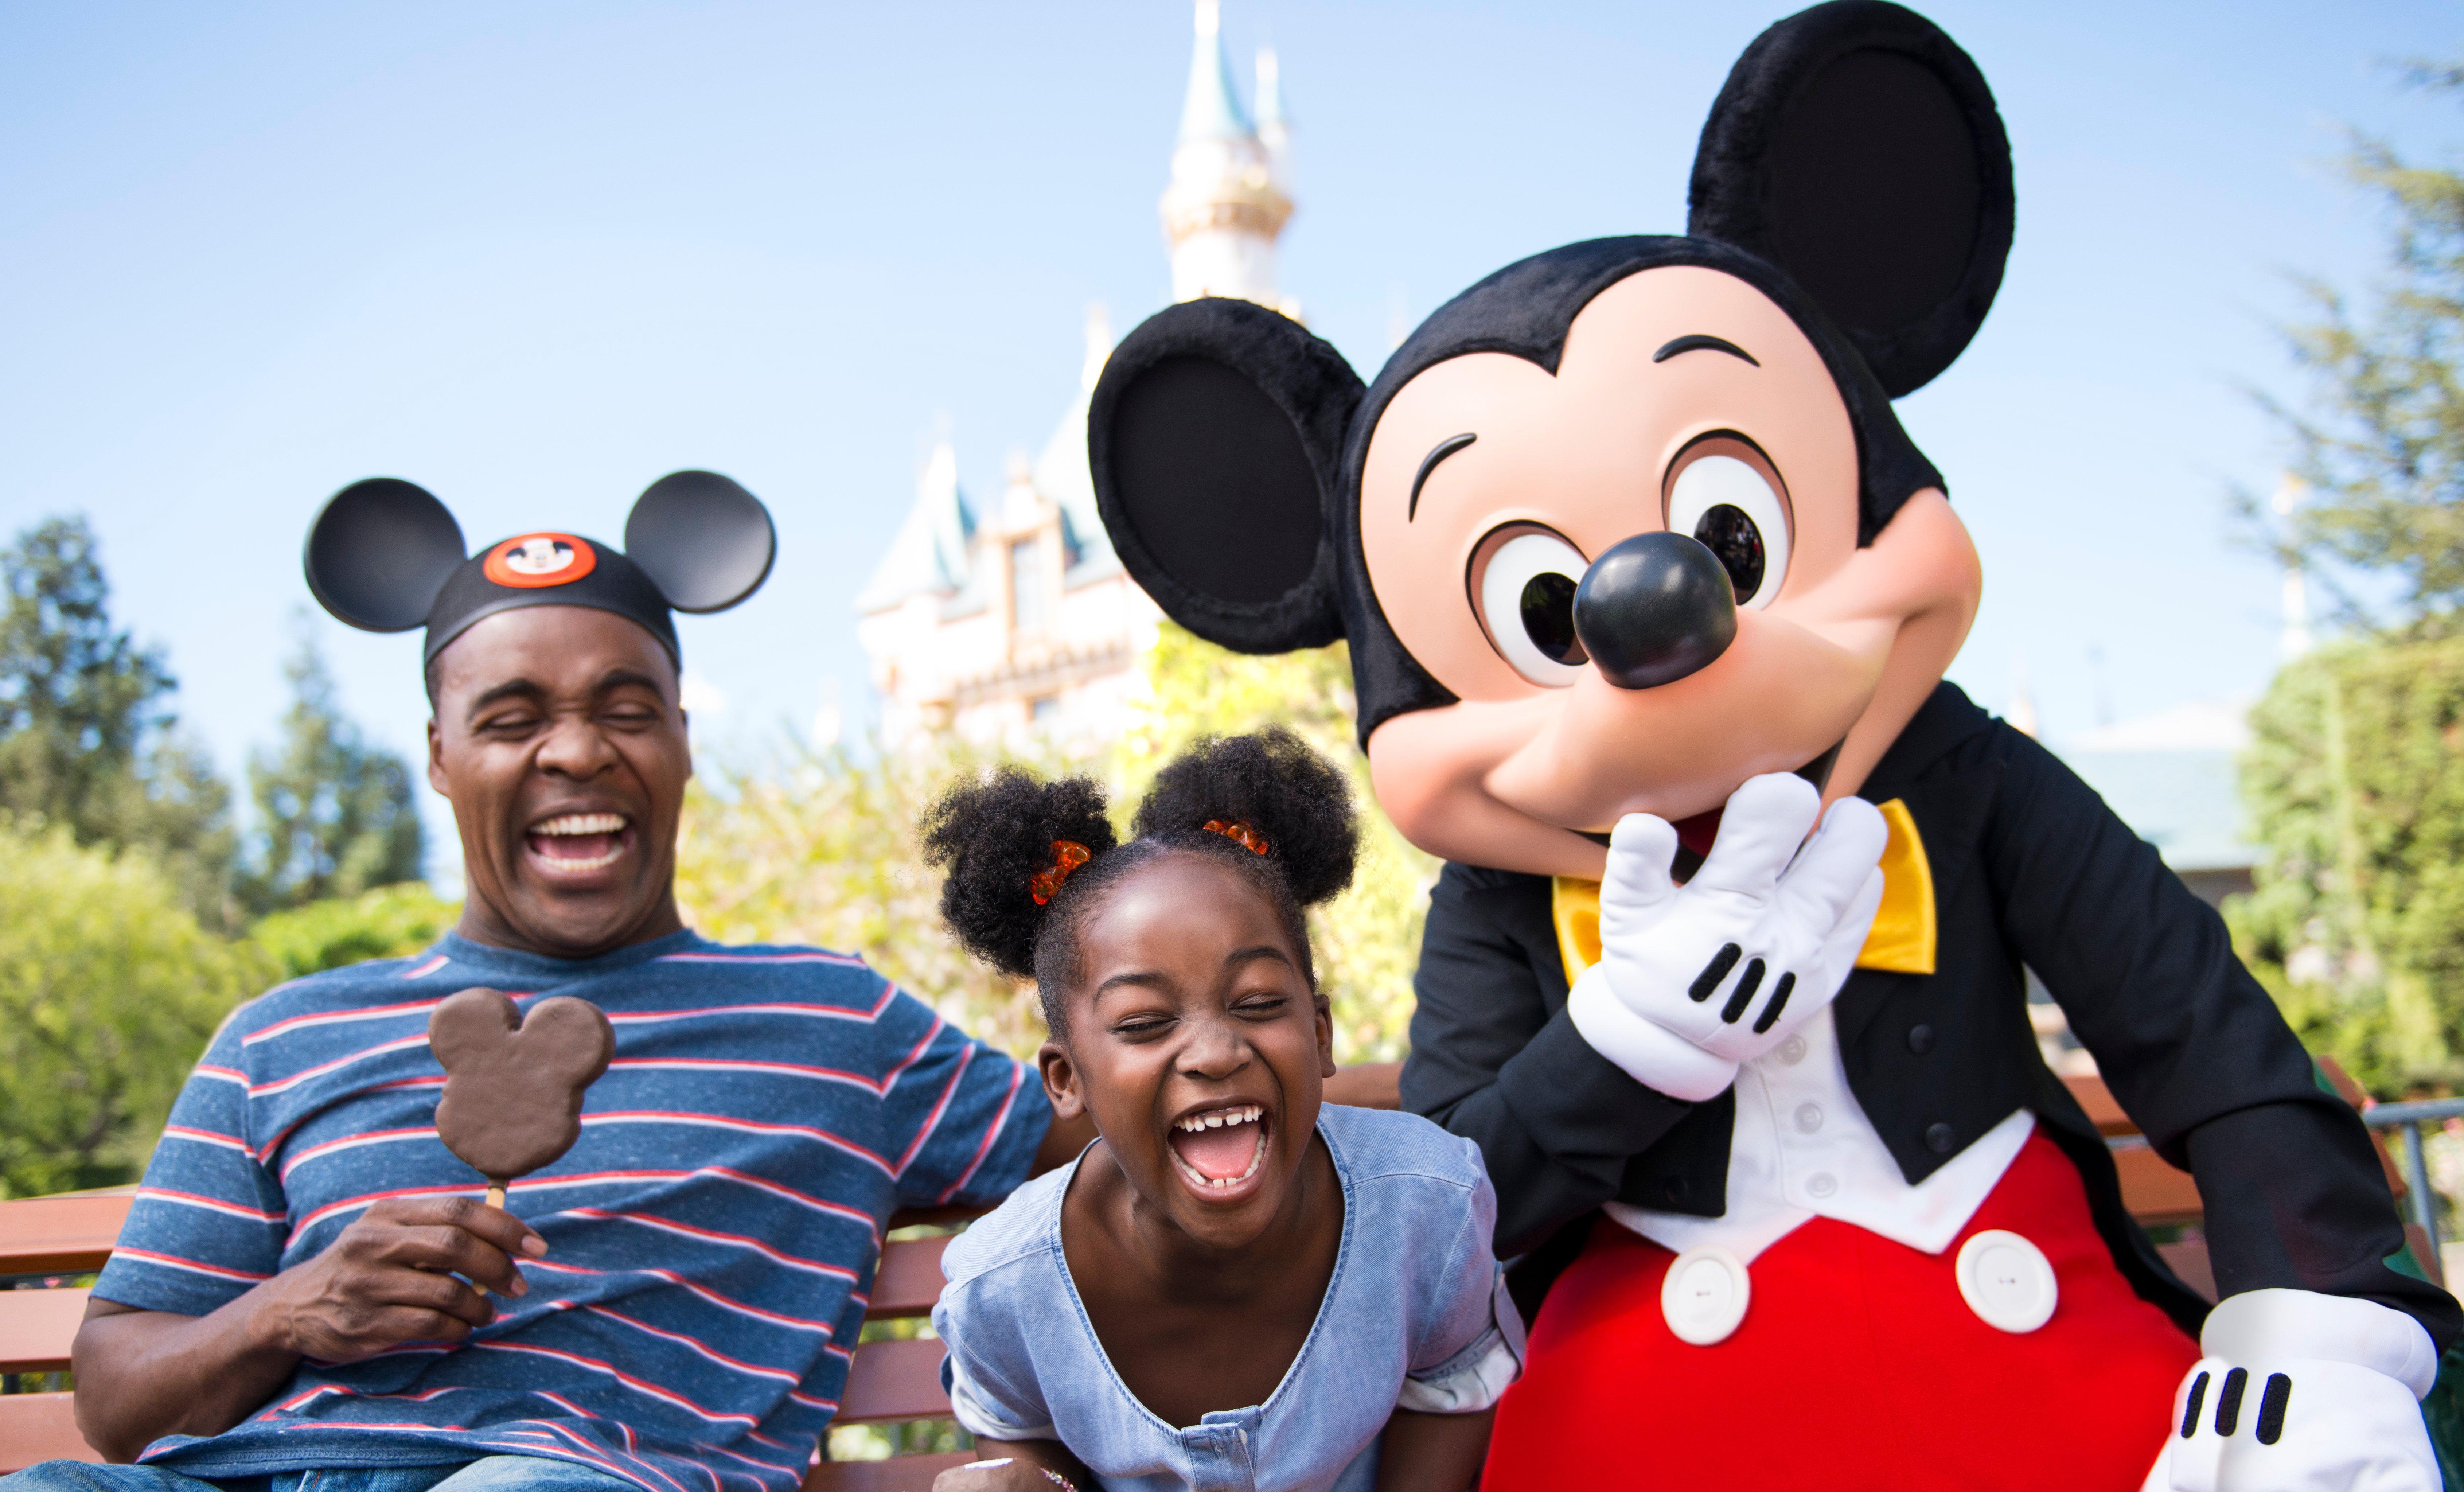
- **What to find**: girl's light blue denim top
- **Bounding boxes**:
[933,1104,1525,1492]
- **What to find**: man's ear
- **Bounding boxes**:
[305,478,467,632]
[1089,297,1361,655]
[1038,1041,1086,1121]
[1687,0,2012,397]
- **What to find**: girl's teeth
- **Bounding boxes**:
[1175,1105,1263,1133]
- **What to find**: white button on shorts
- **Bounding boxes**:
[1661,1243,1751,1346]
[1955,1228,2058,1333]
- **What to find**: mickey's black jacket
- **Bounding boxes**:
[1401,682,2462,1346]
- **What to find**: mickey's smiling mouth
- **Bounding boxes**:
[1165,1103,1270,1199]
[525,812,633,874]
[1575,739,1843,849]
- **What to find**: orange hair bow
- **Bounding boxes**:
[1203,819,1271,856]
[1030,840,1092,905]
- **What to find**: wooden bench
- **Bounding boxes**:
[0,1192,980,1491]
[2067,1057,2442,1300]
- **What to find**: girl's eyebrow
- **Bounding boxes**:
[1089,945,1294,1000]
[1223,945,1296,971]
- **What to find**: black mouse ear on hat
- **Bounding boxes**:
[303,478,468,632]
[624,470,777,613]
[1687,0,2013,398]
[1089,296,1358,656]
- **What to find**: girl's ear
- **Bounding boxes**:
[1038,1041,1087,1122]
[1089,296,1361,656]
[1315,994,1336,1080]
[1687,0,2012,397]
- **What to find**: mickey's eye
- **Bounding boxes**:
[1664,447,1793,609]
[1470,527,1590,687]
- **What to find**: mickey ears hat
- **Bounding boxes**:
[302,471,776,665]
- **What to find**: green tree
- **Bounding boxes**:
[2233,66,2464,1095]
[0,821,270,1197]
[2231,637,2464,1092]
[249,882,460,983]
[0,517,234,922]
[236,625,424,916]
[2252,65,2464,619]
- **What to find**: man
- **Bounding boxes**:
[12,474,1086,1492]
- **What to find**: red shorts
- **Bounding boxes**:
[1482,1132,2199,1492]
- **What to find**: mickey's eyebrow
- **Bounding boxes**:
[1409,432,1478,522]
[1653,334,1761,367]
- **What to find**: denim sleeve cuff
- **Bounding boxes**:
[943,1353,1057,1442]
[1397,1328,1522,1414]
[1399,1269,1527,1414]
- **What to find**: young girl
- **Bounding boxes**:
[920,729,1521,1492]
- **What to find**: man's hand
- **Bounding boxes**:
[249,1195,545,1360]
[73,1195,545,1460]
[1568,774,1887,1102]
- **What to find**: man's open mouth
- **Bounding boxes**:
[526,812,632,875]
[1165,1103,1269,1196]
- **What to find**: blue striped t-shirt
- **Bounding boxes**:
[93,928,1048,1492]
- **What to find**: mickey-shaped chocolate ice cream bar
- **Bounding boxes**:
[428,988,615,1209]
[301,468,776,661]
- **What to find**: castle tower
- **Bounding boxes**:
[1159,0,1294,309]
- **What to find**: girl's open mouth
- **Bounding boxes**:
[1166,1103,1269,1198]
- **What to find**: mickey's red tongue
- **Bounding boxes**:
[1169,1121,1262,1181]
[1673,808,1724,859]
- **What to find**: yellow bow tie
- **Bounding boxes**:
[1550,799,1937,984]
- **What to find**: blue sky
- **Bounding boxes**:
[4,1,2460,883]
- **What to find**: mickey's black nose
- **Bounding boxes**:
[1572,531,1739,689]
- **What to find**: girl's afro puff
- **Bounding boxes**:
[1131,726,1358,907]
[920,768,1117,981]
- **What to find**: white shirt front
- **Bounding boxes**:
[1608,1004,2034,1264]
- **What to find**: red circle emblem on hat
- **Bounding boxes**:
[483,533,598,589]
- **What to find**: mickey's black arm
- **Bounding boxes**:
[1985,726,2463,1348]
[1401,864,1696,1256]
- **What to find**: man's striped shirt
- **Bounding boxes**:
[93,929,1047,1492]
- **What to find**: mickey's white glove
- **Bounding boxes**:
[1567,773,1888,1103]
[2153,1289,2440,1492]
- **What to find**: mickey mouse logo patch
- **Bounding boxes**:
[483,533,597,589]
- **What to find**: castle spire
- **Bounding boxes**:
[1178,0,1251,143]
[1159,0,1293,309]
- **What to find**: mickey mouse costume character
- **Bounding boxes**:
[1082,4,2460,1488]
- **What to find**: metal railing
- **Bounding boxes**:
[2361,1098,2464,1254]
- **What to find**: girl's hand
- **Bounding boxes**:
[931,1445,1088,1492]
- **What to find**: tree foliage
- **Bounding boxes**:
[675,624,1434,1064]
[0,517,234,922]
[250,881,460,983]
[237,627,424,916]
[2254,69,2464,621]
[2231,69,2464,1097]
[2232,634,2464,1093]
[0,821,270,1198]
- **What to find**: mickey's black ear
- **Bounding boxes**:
[624,471,777,613]
[303,478,467,632]
[1688,0,2012,397]
[1090,297,1359,655]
